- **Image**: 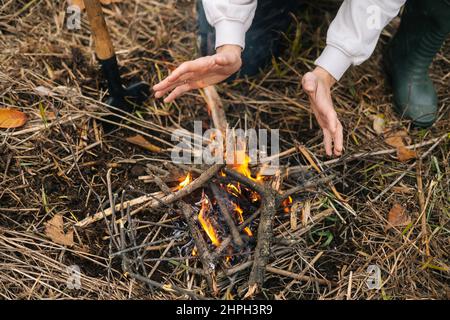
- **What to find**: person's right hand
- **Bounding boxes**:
[153,45,242,103]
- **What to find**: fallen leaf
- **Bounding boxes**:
[45,214,74,246]
[384,130,409,148]
[372,115,385,135]
[125,134,162,153]
[386,203,411,230]
[0,109,28,129]
[397,146,417,162]
[385,135,404,148]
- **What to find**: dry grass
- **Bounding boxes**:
[0,0,448,300]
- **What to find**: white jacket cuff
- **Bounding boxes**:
[315,45,353,81]
[214,19,246,50]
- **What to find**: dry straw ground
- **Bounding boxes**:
[0,0,448,299]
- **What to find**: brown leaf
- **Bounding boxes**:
[384,130,409,148]
[68,0,123,10]
[0,109,28,129]
[45,214,74,246]
[125,134,162,153]
[386,203,411,230]
[397,146,417,162]
[385,136,405,148]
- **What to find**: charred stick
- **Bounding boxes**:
[222,167,335,292]
[212,208,261,260]
[167,260,207,276]
[145,163,170,176]
[248,187,277,292]
[223,261,254,276]
[281,174,336,200]
[151,175,214,271]
[222,167,267,196]
[220,167,279,292]
[151,173,218,293]
[210,183,243,247]
[241,208,261,230]
[150,174,172,195]
[179,202,217,293]
[179,203,214,268]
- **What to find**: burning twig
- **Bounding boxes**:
[103,173,206,299]
[210,183,244,247]
[179,202,218,294]
[75,164,224,227]
[221,167,278,294]
[222,166,335,295]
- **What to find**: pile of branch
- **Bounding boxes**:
[74,86,335,298]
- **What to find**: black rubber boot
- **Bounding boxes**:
[385,0,450,127]
[197,0,298,78]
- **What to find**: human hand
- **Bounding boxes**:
[302,67,343,156]
[153,45,242,102]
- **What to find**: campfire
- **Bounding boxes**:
[176,154,263,265]
[74,86,334,298]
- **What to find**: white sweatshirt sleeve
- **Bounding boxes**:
[202,0,257,49]
[315,0,406,81]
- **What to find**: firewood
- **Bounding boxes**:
[210,183,243,247]
[75,164,224,227]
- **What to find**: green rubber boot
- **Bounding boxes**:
[385,0,450,127]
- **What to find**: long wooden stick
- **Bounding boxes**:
[75,164,223,227]
[202,86,227,136]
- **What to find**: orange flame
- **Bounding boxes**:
[176,172,192,190]
[226,183,241,198]
[233,152,253,179]
[282,196,293,214]
[232,153,262,202]
[198,193,221,247]
[233,203,253,237]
